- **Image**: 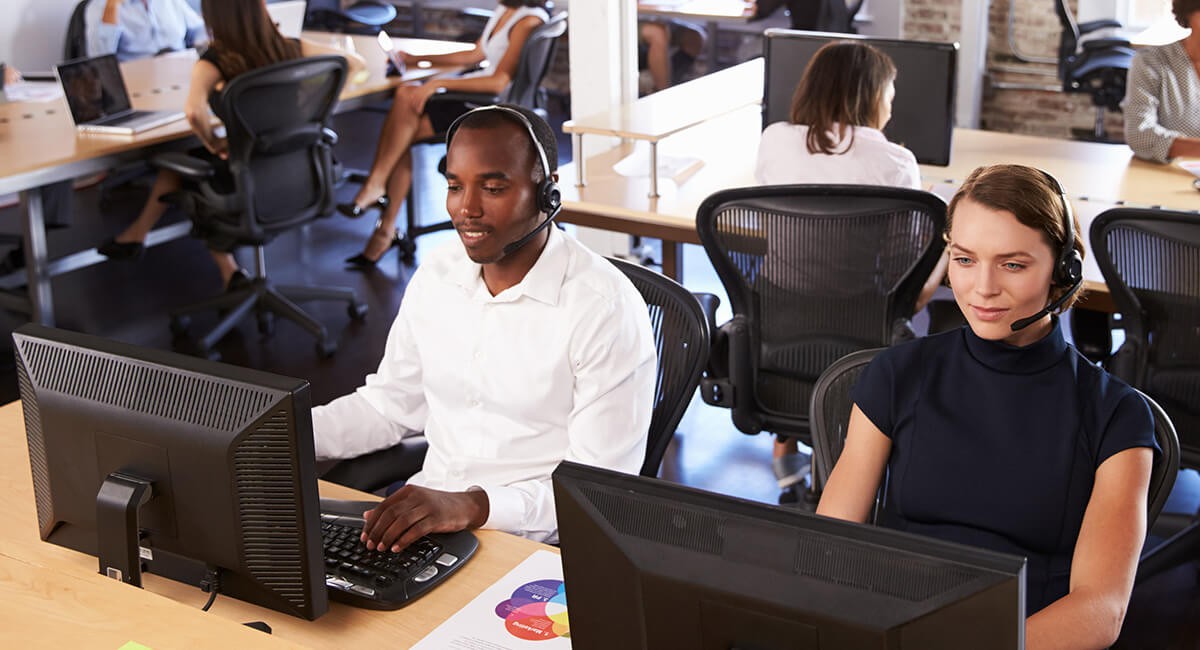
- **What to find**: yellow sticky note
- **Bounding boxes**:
[119,642,153,650]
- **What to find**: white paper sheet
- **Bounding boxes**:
[1,82,64,103]
[411,549,571,649]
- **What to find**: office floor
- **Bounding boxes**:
[1,105,1198,647]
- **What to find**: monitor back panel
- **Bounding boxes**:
[764,30,959,166]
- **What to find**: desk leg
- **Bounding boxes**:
[662,240,682,283]
[19,189,54,326]
[648,141,659,198]
[573,133,586,187]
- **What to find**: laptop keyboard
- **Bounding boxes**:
[319,511,478,610]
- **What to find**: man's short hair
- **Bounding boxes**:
[448,104,558,182]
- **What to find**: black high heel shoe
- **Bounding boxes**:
[336,194,389,219]
[345,228,402,269]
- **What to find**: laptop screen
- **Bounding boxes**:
[56,55,133,124]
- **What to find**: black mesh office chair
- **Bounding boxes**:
[1088,208,1200,582]
[809,348,1179,532]
[154,56,367,359]
[608,258,712,477]
[347,10,569,264]
[1055,0,1133,143]
[64,0,88,61]
[809,347,879,498]
[697,185,947,486]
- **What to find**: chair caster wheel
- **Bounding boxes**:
[317,340,337,358]
[169,315,191,337]
[347,302,368,320]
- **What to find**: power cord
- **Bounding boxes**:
[200,567,222,612]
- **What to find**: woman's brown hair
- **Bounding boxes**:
[1173,0,1200,27]
[201,0,303,80]
[946,164,1086,312]
[788,41,896,155]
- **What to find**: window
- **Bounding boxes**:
[1079,0,1172,27]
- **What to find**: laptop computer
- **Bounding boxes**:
[267,0,308,39]
[55,54,185,135]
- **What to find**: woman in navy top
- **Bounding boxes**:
[817,164,1157,648]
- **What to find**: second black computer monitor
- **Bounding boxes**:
[763,29,959,166]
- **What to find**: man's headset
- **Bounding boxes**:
[445,105,562,257]
[1009,169,1084,332]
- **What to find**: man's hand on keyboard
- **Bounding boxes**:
[360,485,490,552]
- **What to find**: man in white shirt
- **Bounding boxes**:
[312,104,657,549]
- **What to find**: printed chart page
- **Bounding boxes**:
[412,549,571,649]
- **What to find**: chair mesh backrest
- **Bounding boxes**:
[609,258,711,477]
[1091,208,1200,467]
[217,56,347,237]
[1140,390,1181,527]
[809,348,880,493]
[502,11,567,108]
[697,185,945,423]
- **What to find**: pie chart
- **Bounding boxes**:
[494,579,570,641]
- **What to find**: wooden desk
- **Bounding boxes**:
[559,97,1200,312]
[0,34,471,326]
[0,400,552,648]
[563,58,763,197]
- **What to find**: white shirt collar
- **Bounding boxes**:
[451,224,569,306]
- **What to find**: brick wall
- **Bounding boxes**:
[905,0,1126,140]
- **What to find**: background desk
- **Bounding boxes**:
[0,35,472,327]
[558,97,1199,312]
[0,398,552,647]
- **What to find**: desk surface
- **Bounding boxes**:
[0,34,473,194]
[563,58,763,142]
[0,400,552,648]
[558,99,1200,309]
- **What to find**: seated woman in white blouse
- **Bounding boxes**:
[755,41,946,493]
[1123,0,1200,162]
[755,41,919,188]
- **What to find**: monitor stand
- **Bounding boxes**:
[96,472,153,587]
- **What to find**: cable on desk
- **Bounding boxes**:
[200,567,222,612]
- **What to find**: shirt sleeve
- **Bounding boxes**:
[1096,386,1159,468]
[479,286,657,543]
[310,277,428,461]
[896,148,922,189]
[181,1,206,48]
[850,348,899,437]
[1122,49,1178,163]
[85,0,122,57]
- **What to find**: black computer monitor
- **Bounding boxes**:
[553,461,1026,650]
[763,29,959,166]
[12,324,328,620]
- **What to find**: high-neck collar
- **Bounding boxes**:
[961,317,1069,375]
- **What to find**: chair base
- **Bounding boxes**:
[169,275,367,360]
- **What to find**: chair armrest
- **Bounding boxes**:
[693,292,721,339]
[323,127,339,146]
[427,90,500,108]
[256,123,326,155]
[1081,37,1132,52]
[1078,18,1122,35]
[151,151,215,180]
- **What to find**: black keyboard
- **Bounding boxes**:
[319,499,479,610]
